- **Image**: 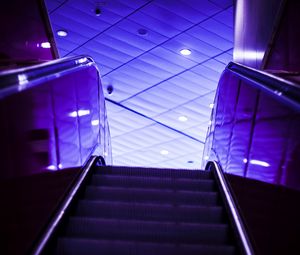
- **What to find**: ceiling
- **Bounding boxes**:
[45,0,234,169]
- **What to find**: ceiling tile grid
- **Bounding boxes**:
[45,0,65,13]
[45,0,234,169]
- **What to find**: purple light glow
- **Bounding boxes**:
[41,42,51,48]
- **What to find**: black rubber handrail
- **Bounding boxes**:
[227,62,300,111]
[31,155,105,255]
[206,161,255,255]
[0,55,97,99]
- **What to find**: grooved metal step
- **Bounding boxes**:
[63,217,231,245]
[49,166,239,255]
[55,238,236,255]
[83,186,219,206]
[95,166,212,179]
[90,174,216,191]
[74,200,225,223]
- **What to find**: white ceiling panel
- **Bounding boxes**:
[199,18,234,42]
[140,3,194,30]
[213,7,234,28]
[203,59,227,73]
[105,64,162,92]
[93,34,142,60]
[152,149,205,169]
[107,102,153,134]
[46,0,234,169]
[121,98,168,118]
[148,47,197,69]
[127,10,182,38]
[167,33,223,58]
[98,65,113,76]
[183,0,222,16]
[176,71,218,91]
[183,122,211,142]
[154,110,207,132]
[46,0,65,13]
[50,14,100,45]
[186,25,233,51]
[209,0,233,8]
[190,64,222,83]
[214,51,233,65]
[115,19,169,46]
[154,0,207,24]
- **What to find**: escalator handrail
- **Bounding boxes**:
[227,61,300,111]
[206,161,255,255]
[31,155,103,255]
[0,55,97,99]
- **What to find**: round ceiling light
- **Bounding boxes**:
[180,48,191,56]
[178,116,188,122]
[160,150,169,155]
[57,30,68,37]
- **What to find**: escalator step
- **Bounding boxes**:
[74,200,225,223]
[63,217,231,245]
[55,238,236,255]
[90,174,216,191]
[83,186,219,206]
[95,166,212,179]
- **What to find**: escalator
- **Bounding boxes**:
[35,159,252,255]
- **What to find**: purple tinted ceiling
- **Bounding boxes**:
[45,0,234,168]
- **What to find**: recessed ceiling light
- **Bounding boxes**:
[180,49,191,56]
[209,103,214,109]
[57,30,68,37]
[178,116,188,122]
[160,150,169,155]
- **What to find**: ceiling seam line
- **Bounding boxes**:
[108,90,216,138]
[196,22,233,43]
[152,90,216,119]
[105,97,205,144]
[207,0,232,9]
[102,4,233,77]
[50,0,69,14]
[64,0,154,56]
[110,123,162,140]
[119,47,233,103]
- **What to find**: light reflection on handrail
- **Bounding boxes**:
[206,161,255,255]
[31,155,102,255]
[0,55,96,99]
[227,61,300,111]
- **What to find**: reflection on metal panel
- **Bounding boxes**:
[0,56,110,179]
[234,0,283,68]
[205,65,300,191]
